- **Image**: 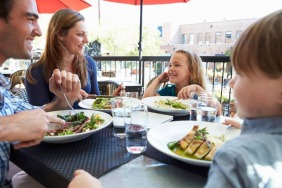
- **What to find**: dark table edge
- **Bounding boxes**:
[10,147,69,188]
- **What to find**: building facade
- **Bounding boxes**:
[161,18,257,56]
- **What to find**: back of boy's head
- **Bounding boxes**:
[231,10,282,78]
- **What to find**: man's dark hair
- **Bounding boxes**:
[0,0,15,21]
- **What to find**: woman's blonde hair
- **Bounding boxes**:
[26,8,88,86]
[174,50,206,89]
[231,10,282,78]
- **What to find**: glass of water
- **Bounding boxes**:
[111,97,131,138]
[124,104,148,154]
[197,96,218,122]
[189,91,207,121]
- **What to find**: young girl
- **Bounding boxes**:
[143,50,206,99]
[143,50,221,114]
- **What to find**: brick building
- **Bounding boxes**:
[161,18,257,55]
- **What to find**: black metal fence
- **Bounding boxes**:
[11,55,234,116]
[93,55,234,116]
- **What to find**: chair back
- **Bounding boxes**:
[9,70,26,93]
[98,80,119,95]
[146,76,167,89]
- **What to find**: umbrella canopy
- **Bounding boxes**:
[106,0,189,5]
[104,0,190,85]
[36,0,91,13]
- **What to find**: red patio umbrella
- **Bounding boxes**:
[104,0,190,85]
[36,0,92,13]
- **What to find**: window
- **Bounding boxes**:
[225,31,232,43]
[189,33,194,44]
[197,33,203,44]
[181,34,187,44]
[205,32,211,44]
[215,32,221,44]
[236,30,242,39]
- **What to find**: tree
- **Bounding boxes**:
[96,21,164,56]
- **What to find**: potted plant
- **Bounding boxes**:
[229,98,237,117]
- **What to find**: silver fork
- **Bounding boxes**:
[59,84,78,115]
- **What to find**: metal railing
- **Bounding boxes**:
[7,55,234,116]
[93,55,234,116]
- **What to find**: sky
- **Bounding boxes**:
[81,0,282,26]
[37,0,282,47]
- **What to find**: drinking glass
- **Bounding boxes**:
[189,91,207,121]
[111,97,130,138]
[189,99,198,121]
[124,104,148,154]
[126,92,139,99]
[197,96,218,122]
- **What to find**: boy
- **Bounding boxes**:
[205,10,282,187]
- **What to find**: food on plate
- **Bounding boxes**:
[46,112,105,136]
[92,98,111,109]
[179,125,199,150]
[154,99,189,110]
[167,125,224,161]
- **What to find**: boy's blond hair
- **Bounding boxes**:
[174,50,206,90]
[231,10,282,78]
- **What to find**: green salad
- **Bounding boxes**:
[46,112,105,136]
[155,99,189,110]
[92,98,111,109]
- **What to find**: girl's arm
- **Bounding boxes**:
[143,72,168,98]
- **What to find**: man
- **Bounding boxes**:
[0,0,84,187]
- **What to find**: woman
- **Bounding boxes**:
[25,8,100,108]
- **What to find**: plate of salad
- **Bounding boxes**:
[142,96,190,116]
[78,98,112,112]
[44,110,112,143]
[78,97,141,113]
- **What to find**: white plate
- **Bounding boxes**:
[78,98,141,113]
[44,110,112,144]
[147,121,241,167]
[147,112,173,129]
[142,96,190,117]
[78,98,111,113]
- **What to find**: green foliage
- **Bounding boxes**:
[214,91,235,104]
[97,21,164,56]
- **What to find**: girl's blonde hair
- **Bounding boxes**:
[232,10,282,78]
[174,50,206,89]
[26,8,88,86]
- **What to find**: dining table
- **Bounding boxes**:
[10,112,226,188]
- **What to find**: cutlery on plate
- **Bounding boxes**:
[87,94,114,99]
[59,84,78,115]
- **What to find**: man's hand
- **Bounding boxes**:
[0,109,65,149]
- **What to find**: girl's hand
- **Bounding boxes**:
[177,85,198,99]
[157,72,169,83]
[223,118,242,129]
[177,84,206,99]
